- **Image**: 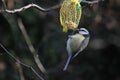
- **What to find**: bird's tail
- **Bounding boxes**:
[63,55,72,71]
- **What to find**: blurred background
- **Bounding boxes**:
[0,0,120,80]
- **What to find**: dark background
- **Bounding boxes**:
[0,0,120,80]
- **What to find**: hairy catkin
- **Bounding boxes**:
[60,0,82,32]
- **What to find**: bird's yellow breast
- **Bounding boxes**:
[70,34,85,52]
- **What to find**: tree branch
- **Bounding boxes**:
[0,43,44,80]
[1,0,7,9]
[0,0,103,14]
[17,18,47,74]
[81,0,104,5]
[0,1,62,13]
[16,60,25,80]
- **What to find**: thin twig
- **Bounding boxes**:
[81,0,103,5]
[0,1,62,13]
[2,0,7,9]
[16,59,25,80]
[81,0,98,4]
[17,18,47,74]
[0,43,44,80]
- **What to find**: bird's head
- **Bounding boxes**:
[79,28,90,37]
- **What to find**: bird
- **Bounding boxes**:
[63,28,90,71]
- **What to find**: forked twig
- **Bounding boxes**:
[16,60,25,80]
[0,43,44,80]
[17,18,47,74]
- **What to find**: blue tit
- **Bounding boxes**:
[63,28,90,71]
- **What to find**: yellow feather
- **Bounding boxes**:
[70,34,85,52]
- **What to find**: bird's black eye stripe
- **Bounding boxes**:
[80,30,87,32]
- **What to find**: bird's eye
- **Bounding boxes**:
[80,30,85,32]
